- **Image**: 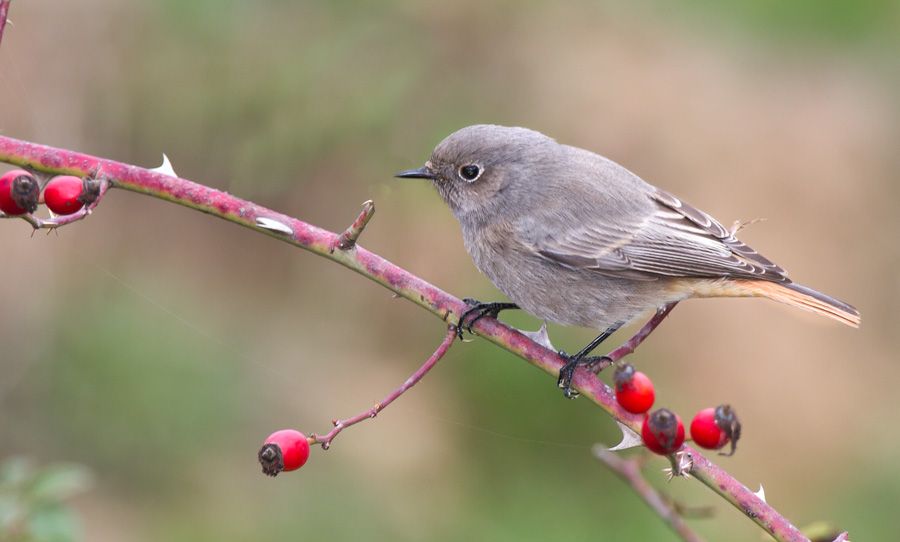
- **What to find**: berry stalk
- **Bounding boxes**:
[309,326,457,449]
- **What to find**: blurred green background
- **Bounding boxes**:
[1,1,898,540]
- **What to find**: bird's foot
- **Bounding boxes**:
[557,353,612,399]
[456,299,519,340]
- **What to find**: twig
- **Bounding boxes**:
[0,0,10,49]
[332,199,374,251]
[607,302,678,363]
[0,135,811,542]
[310,326,456,449]
[672,501,715,520]
[593,445,705,542]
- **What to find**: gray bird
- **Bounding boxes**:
[397,125,859,397]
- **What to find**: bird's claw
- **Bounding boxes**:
[557,352,580,399]
[557,353,612,399]
[456,299,519,341]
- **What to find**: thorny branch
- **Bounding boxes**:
[593,445,705,542]
[0,135,816,542]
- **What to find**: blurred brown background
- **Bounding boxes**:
[1,1,898,540]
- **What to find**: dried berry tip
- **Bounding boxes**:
[258,443,285,477]
[642,408,685,455]
[0,170,39,215]
[613,363,635,387]
[12,175,39,213]
[715,404,742,456]
[79,177,102,205]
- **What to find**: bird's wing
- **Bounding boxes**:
[526,188,789,282]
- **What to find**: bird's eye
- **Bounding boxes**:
[458,164,482,182]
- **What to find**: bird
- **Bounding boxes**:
[396,125,860,397]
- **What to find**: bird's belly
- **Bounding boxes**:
[471,243,677,329]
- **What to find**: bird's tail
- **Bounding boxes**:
[732,280,860,328]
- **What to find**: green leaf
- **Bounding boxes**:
[27,504,80,542]
[28,465,92,503]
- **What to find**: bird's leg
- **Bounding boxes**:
[456,298,520,340]
[605,302,678,363]
[557,302,679,399]
[557,322,623,398]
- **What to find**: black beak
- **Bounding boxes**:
[394,166,436,180]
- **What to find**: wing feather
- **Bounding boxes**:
[528,187,789,283]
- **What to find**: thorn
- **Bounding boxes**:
[663,452,693,481]
[754,484,766,503]
[150,153,178,177]
[608,421,643,451]
[256,217,293,235]
[520,322,555,350]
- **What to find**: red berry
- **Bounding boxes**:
[614,364,655,414]
[690,408,727,449]
[258,429,310,477]
[641,408,685,455]
[0,169,39,215]
[691,404,742,456]
[43,176,85,215]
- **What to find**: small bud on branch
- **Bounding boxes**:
[333,199,374,251]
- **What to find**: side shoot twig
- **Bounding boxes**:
[309,326,457,449]
[593,445,705,542]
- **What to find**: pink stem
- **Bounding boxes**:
[0,0,10,48]
[594,445,705,542]
[685,447,807,541]
[606,302,678,362]
[310,326,456,449]
[0,135,818,542]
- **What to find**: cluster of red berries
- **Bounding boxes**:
[0,169,95,217]
[613,363,741,456]
[258,429,311,476]
[255,366,743,477]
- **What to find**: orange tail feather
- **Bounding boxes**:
[732,280,860,328]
